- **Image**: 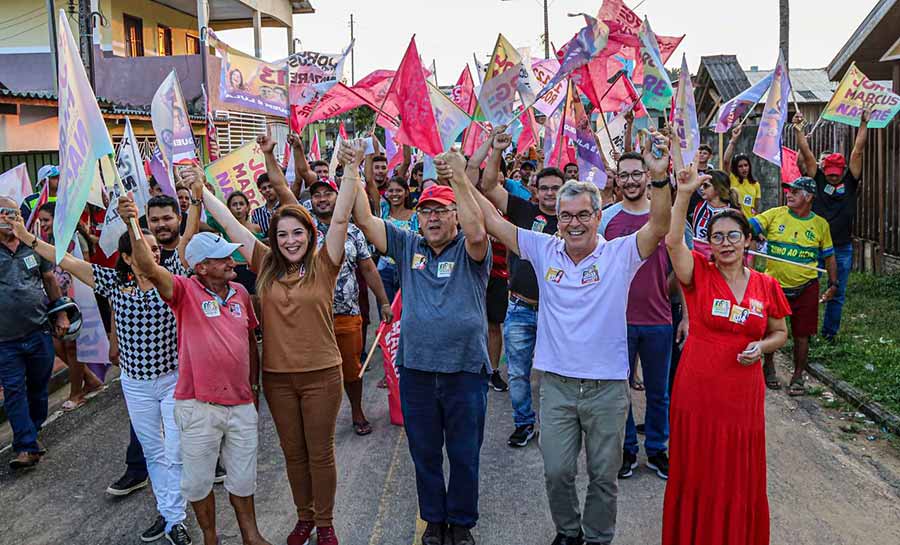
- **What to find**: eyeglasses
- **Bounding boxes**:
[616,170,646,182]
[538,185,561,193]
[558,210,597,224]
[709,230,744,245]
[0,207,18,216]
[418,206,456,217]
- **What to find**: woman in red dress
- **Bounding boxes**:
[662,163,791,545]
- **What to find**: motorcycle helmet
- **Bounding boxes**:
[47,296,83,341]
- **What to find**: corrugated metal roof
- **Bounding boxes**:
[744,68,837,103]
[698,55,752,102]
[0,88,204,119]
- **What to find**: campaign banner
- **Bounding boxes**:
[209,29,289,117]
[287,43,353,108]
[151,70,197,170]
[597,112,629,161]
[428,83,472,151]
[673,55,700,167]
[54,9,116,264]
[532,58,567,117]
[714,72,774,133]
[99,118,150,257]
[0,163,31,204]
[564,86,607,188]
[71,241,111,365]
[821,62,900,129]
[638,17,673,112]
[204,140,267,209]
[475,34,522,126]
[376,292,404,427]
[781,147,802,184]
[753,52,791,167]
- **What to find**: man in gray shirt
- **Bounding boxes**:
[352,154,490,545]
[0,198,69,470]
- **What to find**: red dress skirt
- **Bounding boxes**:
[662,251,791,545]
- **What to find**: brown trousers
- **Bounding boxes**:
[263,365,343,526]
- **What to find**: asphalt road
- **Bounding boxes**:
[2,351,899,545]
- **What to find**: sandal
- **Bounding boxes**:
[788,380,806,397]
[61,399,85,412]
[353,421,373,436]
[764,368,781,390]
[377,377,388,389]
[630,379,645,391]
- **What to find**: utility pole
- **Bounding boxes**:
[77,0,94,89]
[46,0,58,94]
[349,13,355,84]
[543,0,550,59]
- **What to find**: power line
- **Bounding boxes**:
[0,9,44,31]
[0,20,49,42]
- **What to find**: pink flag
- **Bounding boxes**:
[338,121,348,140]
[517,109,539,155]
[309,131,321,161]
[384,37,443,157]
[385,128,403,172]
[0,163,31,205]
[290,70,398,131]
[781,147,802,183]
[451,66,477,115]
[377,292,404,426]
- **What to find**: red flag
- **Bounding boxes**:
[338,121,348,140]
[383,37,443,157]
[517,109,539,155]
[309,131,321,161]
[376,292,404,426]
[452,66,477,115]
[290,70,399,131]
[781,147,802,184]
[25,182,49,231]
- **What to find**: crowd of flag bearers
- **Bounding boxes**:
[1,1,896,545]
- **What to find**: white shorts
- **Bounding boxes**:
[174,399,258,502]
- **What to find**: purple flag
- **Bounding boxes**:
[714,72,774,133]
[148,147,176,197]
[753,52,791,166]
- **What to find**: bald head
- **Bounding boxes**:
[0,196,16,208]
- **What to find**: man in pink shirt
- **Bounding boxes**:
[121,195,270,545]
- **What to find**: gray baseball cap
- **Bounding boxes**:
[184,232,241,268]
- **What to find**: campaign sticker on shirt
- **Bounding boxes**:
[411,253,427,270]
[581,265,600,285]
[437,261,455,278]
[743,194,753,207]
[545,267,564,284]
[229,302,243,317]
[729,305,750,325]
[532,216,548,232]
[201,300,221,318]
[23,255,38,270]
[712,299,731,317]
[749,298,764,316]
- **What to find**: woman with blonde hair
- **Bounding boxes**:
[197,135,360,545]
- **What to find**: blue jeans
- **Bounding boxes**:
[822,243,853,338]
[624,324,673,457]
[377,260,400,307]
[0,329,55,454]
[399,367,488,528]
[503,300,538,427]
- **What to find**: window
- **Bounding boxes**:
[186,34,200,55]
[124,14,144,57]
[157,25,173,56]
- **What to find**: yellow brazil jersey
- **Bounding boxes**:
[729,173,761,218]
[750,206,834,289]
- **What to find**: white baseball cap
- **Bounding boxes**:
[184,232,242,268]
[37,164,60,181]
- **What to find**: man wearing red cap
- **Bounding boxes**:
[352,153,490,545]
[794,110,869,342]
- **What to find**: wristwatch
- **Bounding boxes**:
[650,178,670,188]
[190,197,202,206]
[251,384,260,393]
[29,235,39,249]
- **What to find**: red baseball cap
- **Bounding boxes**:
[418,185,456,207]
[310,178,338,193]
[823,153,846,177]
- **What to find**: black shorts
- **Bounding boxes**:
[486,276,509,324]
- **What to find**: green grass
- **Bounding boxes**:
[799,272,900,415]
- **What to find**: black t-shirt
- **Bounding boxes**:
[812,167,859,247]
[506,194,558,300]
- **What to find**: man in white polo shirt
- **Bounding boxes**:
[470,134,673,545]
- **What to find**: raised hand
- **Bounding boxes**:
[493,131,513,151]
[436,151,467,180]
[642,130,671,179]
[256,134,277,154]
[117,194,140,222]
[676,158,709,195]
[338,139,365,169]
[730,124,742,141]
[286,132,305,152]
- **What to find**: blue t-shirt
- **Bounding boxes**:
[504,179,532,201]
[385,222,491,374]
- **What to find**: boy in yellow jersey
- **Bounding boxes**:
[750,177,838,396]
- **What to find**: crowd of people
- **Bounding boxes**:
[0,106,871,545]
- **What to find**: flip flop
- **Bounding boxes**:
[61,399,85,412]
[630,380,645,391]
[377,378,388,389]
[788,380,806,396]
[353,421,373,436]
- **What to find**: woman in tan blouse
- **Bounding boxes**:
[197,136,361,545]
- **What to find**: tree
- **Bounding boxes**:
[779,0,790,66]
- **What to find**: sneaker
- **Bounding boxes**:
[140,515,166,542]
[421,522,445,545]
[106,472,149,496]
[287,520,315,545]
[166,523,192,545]
[618,451,637,479]
[550,532,584,545]
[8,451,41,470]
[213,462,226,484]
[646,452,669,480]
[316,526,339,545]
[489,371,509,392]
[507,424,536,448]
[449,525,475,545]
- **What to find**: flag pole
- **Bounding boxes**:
[100,155,142,239]
[358,328,384,379]
[692,238,825,273]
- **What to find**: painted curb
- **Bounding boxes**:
[808,362,900,436]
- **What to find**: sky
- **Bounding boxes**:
[219,0,876,86]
